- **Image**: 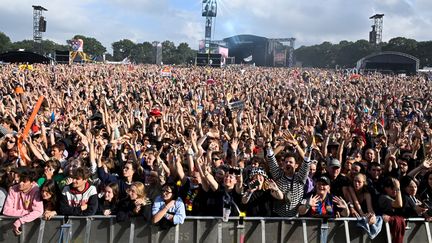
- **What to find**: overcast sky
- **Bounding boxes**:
[1,0,431,53]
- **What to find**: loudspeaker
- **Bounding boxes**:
[196,53,222,67]
[39,17,46,32]
[55,50,69,63]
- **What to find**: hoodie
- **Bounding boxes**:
[59,181,98,216]
[3,183,44,229]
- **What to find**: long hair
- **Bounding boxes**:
[105,182,120,204]
[41,180,60,210]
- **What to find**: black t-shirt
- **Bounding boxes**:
[203,187,242,217]
[179,178,207,216]
[322,173,350,198]
[377,194,403,216]
[243,190,273,217]
[367,176,384,211]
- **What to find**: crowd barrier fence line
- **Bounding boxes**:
[0,216,431,243]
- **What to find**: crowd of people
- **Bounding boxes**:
[0,63,431,242]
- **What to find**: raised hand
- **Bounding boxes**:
[266,179,279,191]
[230,137,239,152]
[332,196,347,209]
[308,195,320,208]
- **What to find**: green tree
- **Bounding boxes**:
[112,39,136,61]
[417,41,432,68]
[141,42,155,64]
[0,32,12,53]
[382,37,417,55]
[162,40,176,64]
[10,40,36,52]
[176,42,196,65]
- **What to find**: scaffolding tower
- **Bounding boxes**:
[32,5,47,54]
[369,14,384,45]
[32,5,47,43]
[202,0,217,54]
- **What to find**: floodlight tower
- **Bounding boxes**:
[32,5,47,54]
[369,14,384,44]
[202,0,217,54]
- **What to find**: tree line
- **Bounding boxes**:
[0,32,196,65]
[294,37,432,68]
[1,31,431,67]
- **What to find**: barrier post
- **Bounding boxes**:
[59,219,72,243]
[109,217,114,243]
[302,219,308,243]
[425,221,432,243]
[37,219,46,243]
[343,220,351,243]
[260,219,266,243]
[84,217,92,243]
[174,224,179,243]
[129,218,135,243]
[237,214,245,243]
[217,220,222,243]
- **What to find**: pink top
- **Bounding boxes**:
[3,183,43,227]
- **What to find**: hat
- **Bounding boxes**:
[149,108,162,117]
[249,167,268,179]
[328,158,341,168]
[317,176,331,185]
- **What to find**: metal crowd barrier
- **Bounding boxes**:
[0,216,431,243]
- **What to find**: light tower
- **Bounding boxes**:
[202,0,217,54]
[369,14,384,45]
[153,41,162,65]
[32,5,47,54]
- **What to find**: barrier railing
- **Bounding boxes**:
[0,216,431,243]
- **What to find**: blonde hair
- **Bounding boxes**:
[131,181,146,199]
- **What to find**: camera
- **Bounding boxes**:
[249,180,260,189]
[228,167,241,175]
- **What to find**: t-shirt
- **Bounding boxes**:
[179,178,207,216]
[243,190,273,217]
[203,187,242,217]
[377,194,403,216]
[322,173,350,198]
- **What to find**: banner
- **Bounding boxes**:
[243,55,253,62]
[160,66,172,77]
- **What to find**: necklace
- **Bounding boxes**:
[20,192,31,210]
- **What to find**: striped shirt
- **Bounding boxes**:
[267,148,311,217]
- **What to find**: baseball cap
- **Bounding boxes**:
[317,176,331,185]
[328,158,341,168]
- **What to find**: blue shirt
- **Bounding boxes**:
[152,196,186,225]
